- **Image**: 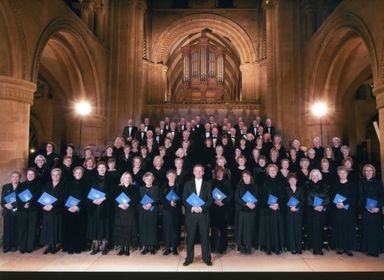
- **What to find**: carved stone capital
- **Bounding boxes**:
[373,85,384,109]
[0,76,36,104]
[263,0,279,10]
[80,0,95,12]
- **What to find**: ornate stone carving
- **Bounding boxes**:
[0,76,36,104]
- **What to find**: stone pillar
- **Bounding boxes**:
[95,2,106,42]
[373,85,384,180]
[0,76,35,185]
[80,0,95,31]
[240,62,259,103]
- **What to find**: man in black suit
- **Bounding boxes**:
[135,123,147,144]
[143,117,155,132]
[263,118,276,138]
[122,118,138,144]
[182,164,213,266]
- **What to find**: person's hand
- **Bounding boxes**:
[196,206,203,213]
[314,205,323,212]
[69,206,79,213]
[43,204,53,211]
[368,207,379,213]
[214,199,224,207]
[246,202,255,209]
[143,203,152,210]
[336,202,344,209]
[127,137,133,142]
[270,203,279,211]
[119,203,129,210]
[170,201,176,207]
[24,202,30,209]
[4,203,13,210]
[290,206,298,212]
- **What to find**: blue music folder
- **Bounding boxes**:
[65,196,80,208]
[38,192,57,206]
[287,196,300,207]
[166,189,180,201]
[267,194,278,205]
[116,192,131,204]
[313,196,323,207]
[186,192,205,207]
[140,194,155,211]
[18,189,33,202]
[366,198,378,210]
[212,188,227,200]
[87,188,106,200]
[4,192,16,204]
[333,193,349,210]
[241,191,257,203]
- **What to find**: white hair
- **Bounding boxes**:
[309,169,323,181]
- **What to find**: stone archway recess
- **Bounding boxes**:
[151,13,257,65]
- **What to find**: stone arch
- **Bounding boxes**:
[307,12,379,105]
[0,0,29,79]
[151,13,257,65]
[31,17,103,115]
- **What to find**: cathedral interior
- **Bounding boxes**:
[1,0,384,272]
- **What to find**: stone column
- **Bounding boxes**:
[0,76,35,185]
[80,0,95,31]
[240,62,259,103]
[373,85,384,180]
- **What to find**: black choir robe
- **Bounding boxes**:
[138,185,159,247]
[1,183,20,251]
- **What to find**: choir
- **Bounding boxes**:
[1,115,384,261]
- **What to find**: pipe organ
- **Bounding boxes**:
[180,33,225,102]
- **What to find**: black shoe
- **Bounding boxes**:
[3,248,10,253]
[291,250,297,255]
[150,247,156,255]
[124,247,130,256]
[118,248,124,256]
[205,261,213,266]
[68,250,74,255]
[101,248,108,255]
[368,253,379,257]
[10,247,17,252]
[50,247,57,254]
[141,247,149,255]
[20,250,26,254]
[163,249,172,256]
[346,251,353,256]
[266,251,272,255]
[172,248,179,255]
[336,249,344,255]
[183,260,192,266]
[43,247,51,254]
[275,250,281,255]
[91,248,99,255]
[297,250,302,254]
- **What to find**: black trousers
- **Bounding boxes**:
[185,213,211,263]
[17,211,37,252]
[3,211,19,250]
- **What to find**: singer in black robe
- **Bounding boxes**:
[138,172,160,254]
[258,165,286,255]
[331,167,357,256]
[235,171,258,255]
[113,172,139,256]
[210,167,233,254]
[161,170,182,255]
[359,165,384,257]
[16,169,40,253]
[62,167,88,254]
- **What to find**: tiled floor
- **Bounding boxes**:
[0,246,383,272]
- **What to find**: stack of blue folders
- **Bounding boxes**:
[38,192,57,206]
[87,188,106,200]
[366,198,378,210]
[212,188,227,200]
[18,189,33,202]
[166,189,180,201]
[333,193,349,210]
[241,191,257,203]
[186,192,205,207]
[116,192,131,204]
[140,194,155,211]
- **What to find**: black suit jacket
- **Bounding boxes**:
[183,179,212,215]
[122,126,138,142]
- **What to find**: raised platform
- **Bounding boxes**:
[0,246,382,272]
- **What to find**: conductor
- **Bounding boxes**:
[182,164,213,266]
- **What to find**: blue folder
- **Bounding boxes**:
[186,192,205,207]
[166,189,180,201]
[313,196,323,207]
[212,188,227,200]
[140,194,155,211]
[4,192,16,204]
[116,192,131,204]
[65,196,80,208]
[267,194,278,205]
[38,192,58,206]
[241,191,257,203]
[366,198,378,210]
[18,189,33,202]
[333,193,349,210]
[287,196,300,207]
[87,188,106,200]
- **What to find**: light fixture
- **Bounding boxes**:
[75,101,92,116]
[311,102,328,117]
